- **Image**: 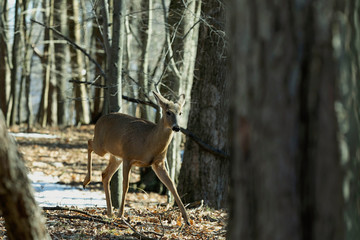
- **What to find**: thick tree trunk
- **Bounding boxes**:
[227,1,344,239]
[0,111,50,240]
[178,1,229,209]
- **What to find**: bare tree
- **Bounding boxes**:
[90,5,105,122]
[0,0,10,116]
[54,0,68,126]
[68,0,90,124]
[8,0,24,125]
[21,0,41,128]
[137,0,153,120]
[161,0,201,202]
[97,0,126,208]
[0,111,50,240]
[178,1,229,209]
[37,0,55,127]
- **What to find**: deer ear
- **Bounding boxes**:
[178,94,185,108]
[153,91,169,109]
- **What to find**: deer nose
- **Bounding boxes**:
[172,125,180,132]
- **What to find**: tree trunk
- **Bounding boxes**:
[227,0,344,239]
[21,0,40,128]
[90,5,105,122]
[0,111,50,240]
[137,0,152,120]
[0,1,10,118]
[108,0,126,209]
[162,0,201,203]
[54,0,68,126]
[8,0,23,125]
[336,0,360,238]
[37,0,52,127]
[100,0,112,115]
[68,0,90,125]
[178,1,229,209]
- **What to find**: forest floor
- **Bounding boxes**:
[0,125,227,239]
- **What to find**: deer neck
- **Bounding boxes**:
[153,117,174,154]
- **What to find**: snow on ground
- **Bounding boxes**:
[10,132,59,139]
[28,172,106,208]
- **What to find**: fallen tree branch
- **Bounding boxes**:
[43,206,157,240]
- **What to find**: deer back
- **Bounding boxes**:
[92,113,173,166]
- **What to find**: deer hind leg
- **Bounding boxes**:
[83,139,93,188]
[102,154,122,217]
[118,160,131,218]
[152,161,190,225]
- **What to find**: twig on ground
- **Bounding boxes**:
[43,206,158,240]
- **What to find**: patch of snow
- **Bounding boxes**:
[28,172,106,208]
[10,132,59,139]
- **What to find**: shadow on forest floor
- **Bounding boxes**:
[1,125,227,239]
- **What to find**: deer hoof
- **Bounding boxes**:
[83,176,91,188]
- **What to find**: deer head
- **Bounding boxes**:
[153,91,185,132]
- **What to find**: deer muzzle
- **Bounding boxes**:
[172,125,180,132]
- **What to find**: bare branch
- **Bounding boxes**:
[30,19,107,82]
[69,79,106,88]
[180,127,229,159]
[69,79,158,109]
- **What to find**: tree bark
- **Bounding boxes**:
[22,0,40,128]
[227,0,344,239]
[0,1,10,118]
[178,1,229,209]
[336,0,360,238]
[162,0,201,203]
[8,0,23,125]
[109,0,125,209]
[0,111,50,240]
[68,0,90,125]
[90,5,105,122]
[54,0,68,126]
[137,0,153,120]
[37,0,53,127]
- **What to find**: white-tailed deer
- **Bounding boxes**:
[83,91,190,225]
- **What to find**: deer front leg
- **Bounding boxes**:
[118,160,131,218]
[152,161,190,225]
[83,139,93,188]
[102,155,122,217]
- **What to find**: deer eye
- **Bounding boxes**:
[166,111,171,116]
[179,112,182,116]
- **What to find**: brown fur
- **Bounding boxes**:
[83,91,190,225]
